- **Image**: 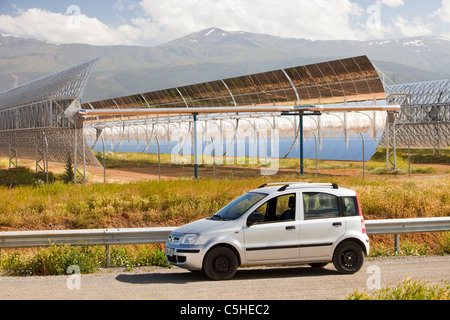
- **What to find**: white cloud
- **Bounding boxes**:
[137,0,367,42]
[0,1,411,46]
[113,0,139,11]
[393,16,434,38]
[434,0,450,23]
[0,8,145,46]
[376,0,405,8]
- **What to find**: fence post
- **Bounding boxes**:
[102,134,106,184]
[313,132,318,177]
[211,137,216,180]
[44,133,49,184]
[360,133,365,179]
[156,135,161,181]
[408,133,411,178]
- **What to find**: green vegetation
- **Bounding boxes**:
[437,231,450,255]
[95,151,174,169]
[94,147,449,174]
[62,153,75,183]
[0,167,55,187]
[0,175,448,231]
[0,244,169,276]
[369,240,430,257]
[347,277,450,300]
[369,232,450,257]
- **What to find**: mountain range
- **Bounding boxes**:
[1,27,450,103]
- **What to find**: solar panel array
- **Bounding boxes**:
[86,56,385,111]
[0,58,100,168]
[383,79,450,150]
[0,58,99,112]
[387,79,450,106]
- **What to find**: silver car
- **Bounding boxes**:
[165,182,370,280]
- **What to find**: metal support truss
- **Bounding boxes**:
[383,79,450,169]
[35,132,49,180]
[8,133,17,169]
[0,58,101,182]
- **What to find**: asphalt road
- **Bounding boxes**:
[0,256,448,300]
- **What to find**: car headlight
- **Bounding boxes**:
[181,234,199,245]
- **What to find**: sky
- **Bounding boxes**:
[0,0,449,47]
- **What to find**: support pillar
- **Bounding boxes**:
[299,112,304,176]
[193,114,198,179]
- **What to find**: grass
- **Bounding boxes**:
[0,244,170,276]
[347,277,450,300]
[94,147,449,173]
[0,175,448,231]
[369,239,431,257]
[0,167,56,187]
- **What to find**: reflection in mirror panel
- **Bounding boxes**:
[83,56,385,111]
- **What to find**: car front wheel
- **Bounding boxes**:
[333,241,364,274]
[203,246,238,280]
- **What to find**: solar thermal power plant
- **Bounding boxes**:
[9,54,450,181]
[80,55,397,166]
[0,58,101,178]
[384,79,449,153]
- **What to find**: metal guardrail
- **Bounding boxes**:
[0,227,175,249]
[365,217,450,235]
[0,218,449,263]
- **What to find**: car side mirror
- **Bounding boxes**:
[247,212,264,227]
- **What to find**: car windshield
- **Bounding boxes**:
[210,192,267,221]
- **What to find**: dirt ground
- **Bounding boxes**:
[85,162,450,184]
[3,154,449,184]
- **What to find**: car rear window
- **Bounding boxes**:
[303,192,340,219]
[342,197,359,217]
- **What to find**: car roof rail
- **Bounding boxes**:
[257,182,339,191]
[257,182,299,189]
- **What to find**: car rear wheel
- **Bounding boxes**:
[203,246,238,280]
[333,241,364,274]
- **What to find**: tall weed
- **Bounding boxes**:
[347,277,450,300]
[1,244,169,276]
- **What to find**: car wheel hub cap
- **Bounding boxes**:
[343,251,356,266]
[215,257,229,272]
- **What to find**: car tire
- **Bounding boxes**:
[332,241,364,274]
[203,246,238,280]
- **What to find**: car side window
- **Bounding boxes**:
[253,194,296,222]
[303,192,339,220]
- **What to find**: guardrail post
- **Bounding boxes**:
[394,234,400,254]
[106,245,110,268]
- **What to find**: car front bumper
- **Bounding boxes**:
[164,243,205,271]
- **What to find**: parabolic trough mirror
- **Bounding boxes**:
[86,103,387,163]
[0,54,401,179]
[83,55,391,164]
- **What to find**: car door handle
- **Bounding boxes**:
[286,226,296,231]
[332,222,342,227]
